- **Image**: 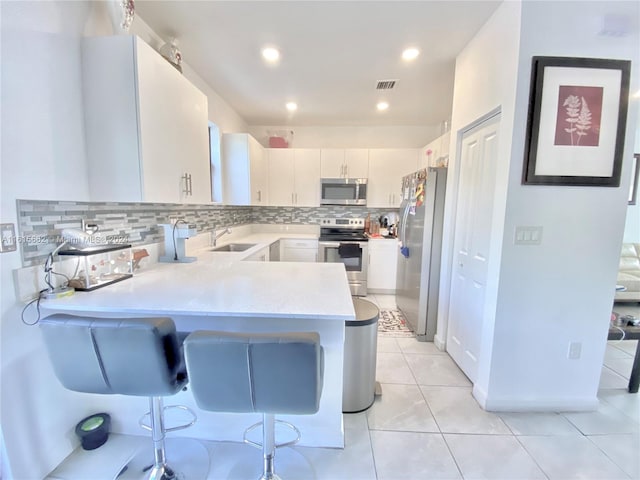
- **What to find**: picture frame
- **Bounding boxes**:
[522,56,631,186]
[630,154,639,205]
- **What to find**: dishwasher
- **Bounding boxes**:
[269,240,280,261]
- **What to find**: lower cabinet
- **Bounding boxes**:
[245,247,269,262]
[367,239,399,292]
[281,239,318,263]
[269,240,281,261]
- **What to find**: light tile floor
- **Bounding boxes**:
[49,296,640,480]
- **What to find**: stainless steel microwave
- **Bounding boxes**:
[320,178,367,206]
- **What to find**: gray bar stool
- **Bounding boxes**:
[40,314,205,480]
[184,331,324,480]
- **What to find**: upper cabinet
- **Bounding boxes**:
[267,149,320,206]
[320,149,369,178]
[222,133,267,205]
[368,149,419,208]
[420,132,451,169]
[82,35,211,204]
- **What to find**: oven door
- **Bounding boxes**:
[318,241,368,295]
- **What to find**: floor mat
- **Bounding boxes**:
[378,309,415,337]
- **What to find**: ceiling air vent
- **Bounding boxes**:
[376,79,397,90]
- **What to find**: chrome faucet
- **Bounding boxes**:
[212,227,232,247]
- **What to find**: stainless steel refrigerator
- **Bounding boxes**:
[396,167,447,341]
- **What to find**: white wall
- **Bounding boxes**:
[247,125,440,149]
[124,12,249,135]
[623,120,640,243]
[435,0,522,361]
[0,2,249,478]
[1,3,100,478]
[479,1,639,410]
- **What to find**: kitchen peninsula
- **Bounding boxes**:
[42,247,355,448]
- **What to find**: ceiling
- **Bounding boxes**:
[135,1,502,127]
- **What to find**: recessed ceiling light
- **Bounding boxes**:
[402,48,420,61]
[377,102,389,111]
[286,102,298,111]
[262,47,280,62]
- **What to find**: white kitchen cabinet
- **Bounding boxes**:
[344,149,370,178]
[294,149,322,206]
[420,131,451,169]
[222,133,268,205]
[320,149,369,178]
[320,149,344,178]
[244,246,269,262]
[281,239,318,263]
[82,35,211,204]
[368,238,399,292]
[267,149,320,206]
[367,149,419,208]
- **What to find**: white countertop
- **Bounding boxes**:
[42,232,354,321]
[39,229,351,450]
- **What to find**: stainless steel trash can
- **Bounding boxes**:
[343,297,379,413]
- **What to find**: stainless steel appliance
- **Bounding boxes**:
[396,167,447,341]
[318,218,368,296]
[320,178,367,206]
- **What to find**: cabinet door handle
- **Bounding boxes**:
[258,190,262,202]
[188,173,193,196]
[295,193,298,204]
[291,192,294,204]
[344,164,348,177]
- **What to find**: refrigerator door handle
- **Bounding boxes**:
[400,203,411,245]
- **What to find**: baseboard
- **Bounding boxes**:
[473,385,599,412]
[433,334,446,351]
[472,384,488,409]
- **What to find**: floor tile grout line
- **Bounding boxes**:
[512,435,552,480]
[438,433,465,479]
[497,412,518,436]
[601,364,631,381]
[364,402,380,480]
[416,382,444,435]
[606,344,635,358]
[567,397,640,427]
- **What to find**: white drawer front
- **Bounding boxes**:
[281,239,318,249]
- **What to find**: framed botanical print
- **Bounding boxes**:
[522,56,631,186]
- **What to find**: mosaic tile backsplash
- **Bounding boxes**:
[17,200,393,266]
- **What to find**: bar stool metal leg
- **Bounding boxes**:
[260,413,280,480]
[148,397,176,480]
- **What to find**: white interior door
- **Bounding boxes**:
[446,114,500,382]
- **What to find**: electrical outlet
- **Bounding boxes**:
[568,342,582,359]
[0,223,17,253]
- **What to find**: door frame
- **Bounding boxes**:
[434,108,502,352]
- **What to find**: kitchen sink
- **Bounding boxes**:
[210,243,256,252]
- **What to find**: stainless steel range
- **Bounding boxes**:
[318,218,368,296]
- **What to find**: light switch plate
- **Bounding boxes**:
[514,226,543,245]
[0,223,17,252]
